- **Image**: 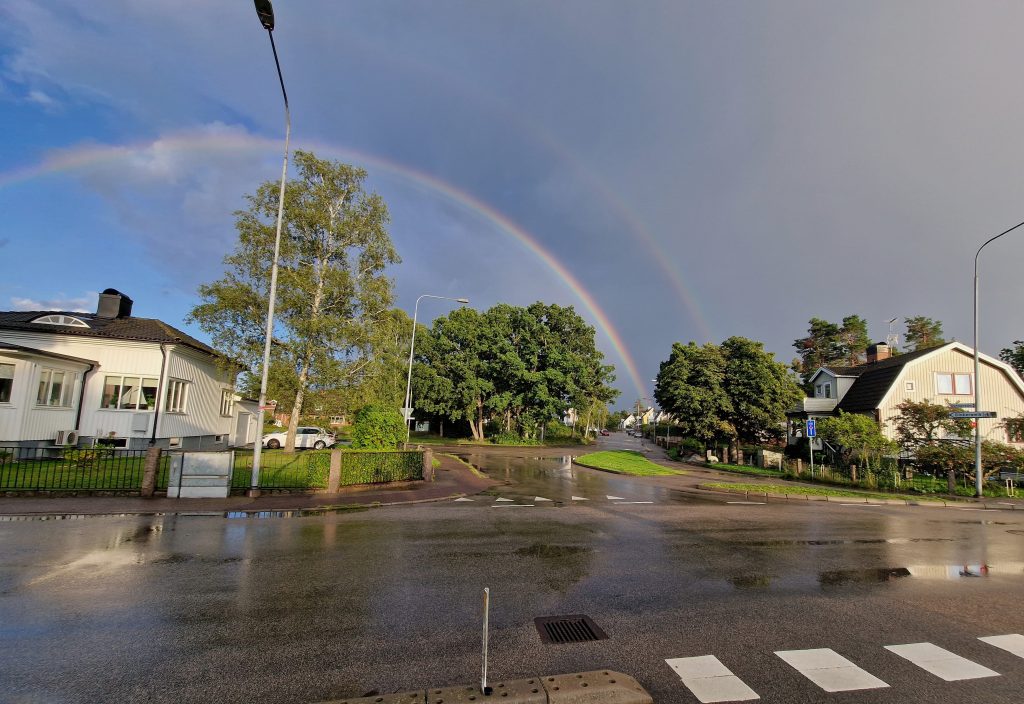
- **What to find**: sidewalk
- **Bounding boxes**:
[0,454,495,517]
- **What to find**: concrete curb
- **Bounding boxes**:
[318,670,652,704]
[694,483,1003,509]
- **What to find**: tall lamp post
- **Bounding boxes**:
[403,294,469,446]
[249,0,290,497]
[972,218,1024,497]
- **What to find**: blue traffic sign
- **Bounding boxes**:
[806,419,817,438]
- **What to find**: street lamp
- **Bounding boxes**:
[403,294,469,446]
[249,0,291,497]
[972,218,1024,497]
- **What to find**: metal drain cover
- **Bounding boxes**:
[534,615,608,644]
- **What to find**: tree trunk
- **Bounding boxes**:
[285,373,308,453]
[440,419,444,438]
[946,467,956,494]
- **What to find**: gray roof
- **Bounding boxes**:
[0,310,221,358]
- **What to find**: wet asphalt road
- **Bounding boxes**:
[2,441,1023,703]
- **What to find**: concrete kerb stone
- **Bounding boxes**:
[318,671,651,704]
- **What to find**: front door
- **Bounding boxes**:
[234,412,250,447]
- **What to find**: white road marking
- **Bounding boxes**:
[665,655,759,703]
[491,504,535,508]
[453,497,474,502]
[775,648,888,692]
[614,501,654,504]
[607,495,626,500]
[494,497,514,502]
[534,496,553,502]
[979,634,1024,658]
[884,642,999,681]
[959,508,986,511]
[727,501,766,505]
[571,496,589,501]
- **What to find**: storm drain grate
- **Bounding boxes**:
[534,615,608,644]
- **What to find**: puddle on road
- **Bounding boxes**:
[739,537,953,547]
[223,506,368,519]
[819,567,912,586]
[516,543,591,558]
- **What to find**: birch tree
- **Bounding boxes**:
[189,151,398,451]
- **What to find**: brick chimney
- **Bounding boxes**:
[866,342,890,364]
[96,289,133,319]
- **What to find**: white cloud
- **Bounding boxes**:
[10,292,97,313]
[25,88,57,110]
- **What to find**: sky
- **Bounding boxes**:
[2,1,1024,405]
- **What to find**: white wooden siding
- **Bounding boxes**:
[0,352,88,442]
[878,347,1024,444]
[0,330,234,445]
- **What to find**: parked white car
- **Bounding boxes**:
[262,426,335,450]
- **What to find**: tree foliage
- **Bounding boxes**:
[655,337,801,447]
[904,316,946,351]
[411,302,617,440]
[817,411,895,471]
[350,404,405,449]
[189,151,399,451]
[1000,340,1024,377]
[792,314,870,381]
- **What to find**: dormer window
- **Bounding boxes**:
[32,314,90,328]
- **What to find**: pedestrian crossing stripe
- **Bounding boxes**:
[665,655,759,703]
[884,642,999,681]
[775,648,888,692]
[979,633,1024,658]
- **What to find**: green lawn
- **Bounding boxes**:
[707,463,786,479]
[574,450,684,476]
[702,481,948,502]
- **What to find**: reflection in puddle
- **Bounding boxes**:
[742,538,953,547]
[819,567,912,586]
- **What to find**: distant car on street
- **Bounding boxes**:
[600,429,610,436]
[262,426,335,450]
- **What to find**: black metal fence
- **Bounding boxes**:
[231,449,423,490]
[0,446,155,493]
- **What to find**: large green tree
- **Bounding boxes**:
[412,302,617,440]
[720,336,803,445]
[817,411,895,472]
[189,151,399,451]
[904,316,946,351]
[654,342,732,445]
[792,314,873,382]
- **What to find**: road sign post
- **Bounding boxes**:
[806,419,816,478]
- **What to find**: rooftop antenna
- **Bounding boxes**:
[886,317,900,350]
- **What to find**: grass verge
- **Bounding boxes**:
[575,450,684,476]
[702,481,948,502]
[707,463,786,479]
[443,453,487,479]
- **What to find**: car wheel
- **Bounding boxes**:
[267,439,281,449]
[313,440,326,450]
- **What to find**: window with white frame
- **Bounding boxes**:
[101,375,158,410]
[165,379,188,413]
[220,389,234,417]
[36,368,73,407]
[0,363,13,403]
[935,372,972,395]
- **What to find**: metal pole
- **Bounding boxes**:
[402,295,469,447]
[973,219,1024,497]
[481,587,491,695]
[403,295,423,448]
[250,27,290,496]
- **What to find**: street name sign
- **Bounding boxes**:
[806,419,817,437]
[949,411,997,419]
[949,403,976,409]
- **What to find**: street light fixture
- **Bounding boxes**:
[403,294,470,446]
[249,0,291,497]
[972,218,1024,497]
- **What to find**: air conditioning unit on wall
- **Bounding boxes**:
[54,430,79,446]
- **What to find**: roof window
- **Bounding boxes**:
[31,314,90,328]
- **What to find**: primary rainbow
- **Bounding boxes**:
[0,130,650,398]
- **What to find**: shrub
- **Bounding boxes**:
[491,432,539,446]
[350,404,405,449]
[679,437,704,455]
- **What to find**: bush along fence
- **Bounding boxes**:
[0,445,430,496]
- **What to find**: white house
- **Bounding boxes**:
[787,342,1024,447]
[0,289,250,450]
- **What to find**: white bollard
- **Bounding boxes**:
[481,587,491,695]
